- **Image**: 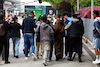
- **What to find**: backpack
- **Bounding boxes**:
[0,23,5,36]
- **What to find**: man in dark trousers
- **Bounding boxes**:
[22,11,37,60]
[65,14,83,62]
[62,12,70,59]
[0,12,11,64]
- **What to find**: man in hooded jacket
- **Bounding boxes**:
[65,14,83,62]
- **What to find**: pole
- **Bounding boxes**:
[91,0,94,19]
[0,0,3,9]
[77,0,79,10]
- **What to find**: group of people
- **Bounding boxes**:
[1,9,100,66]
[22,11,84,66]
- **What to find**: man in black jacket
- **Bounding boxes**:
[10,16,22,58]
[0,13,11,64]
[22,11,37,60]
[65,14,83,62]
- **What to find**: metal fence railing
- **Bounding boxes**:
[82,18,94,41]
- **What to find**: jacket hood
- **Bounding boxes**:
[71,18,79,22]
[94,17,100,22]
[41,23,49,29]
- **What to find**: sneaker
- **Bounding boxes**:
[43,60,48,66]
[56,58,59,61]
[28,54,30,57]
[32,53,37,61]
[72,52,76,60]
[64,56,68,60]
[25,57,28,60]
[92,60,100,64]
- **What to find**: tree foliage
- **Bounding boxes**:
[42,0,76,8]
[42,0,100,13]
[55,1,71,13]
[79,0,100,9]
[42,0,76,13]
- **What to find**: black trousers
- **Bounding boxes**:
[69,37,82,58]
[65,36,69,56]
[0,39,9,62]
[80,37,83,54]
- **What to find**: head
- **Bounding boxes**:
[72,14,78,19]
[53,14,56,18]
[38,16,43,22]
[56,14,61,20]
[63,12,68,19]
[75,13,81,20]
[46,20,50,25]
[13,16,18,23]
[29,11,34,18]
[42,15,47,23]
[93,11,99,19]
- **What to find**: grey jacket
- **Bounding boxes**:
[65,18,83,38]
[35,23,54,42]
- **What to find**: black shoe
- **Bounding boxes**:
[79,58,82,62]
[56,58,59,61]
[15,56,19,58]
[5,61,10,64]
[67,57,72,61]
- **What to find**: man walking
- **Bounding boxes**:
[35,15,53,66]
[63,12,70,59]
[22,11,37,60]
[0,12,11,64]
[92,11,100,64]
[65,14,83,62]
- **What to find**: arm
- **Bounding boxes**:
[95,21,100,34]
[64,22,72,30]
[32,19,37,28]
[96,28,100,34]
[5,8,8,20]
[17,23,22,29]
[22,19,24,33]
[35,25,40,33]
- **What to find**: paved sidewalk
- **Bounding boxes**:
[0,37,98,67]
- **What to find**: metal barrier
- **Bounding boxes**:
[82,18,94,41]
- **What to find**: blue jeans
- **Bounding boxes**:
[49,36,54,60]
[12,37,20,56]
[24,33,35,57]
